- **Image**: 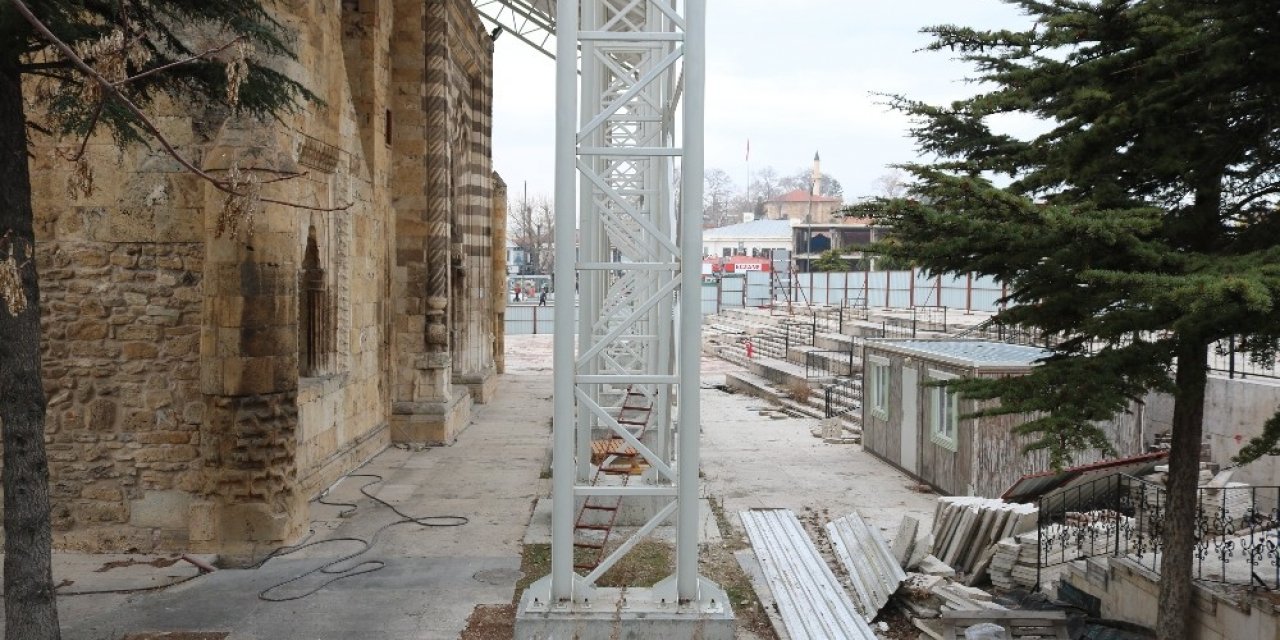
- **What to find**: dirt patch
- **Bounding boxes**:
[97,557,181,572]
[705,497,780,639]
[458,604,516,640]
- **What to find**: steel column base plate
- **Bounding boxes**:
[516,576,735,640]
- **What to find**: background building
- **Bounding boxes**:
[703,219,793,259]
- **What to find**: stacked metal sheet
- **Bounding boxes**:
[825,512,908,623]
[740,509,878,640]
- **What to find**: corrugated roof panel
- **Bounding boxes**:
[870,340,1051,368]
[740,509,877,640]
[826,512,907,623]
[1001,452,1169,504]
[703,219,793,240]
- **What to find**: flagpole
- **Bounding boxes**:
[745,139,751,220]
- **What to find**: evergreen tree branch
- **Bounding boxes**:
[114,35,245,87]
[8,0,347,214]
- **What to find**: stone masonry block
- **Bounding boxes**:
[130,490,192,530]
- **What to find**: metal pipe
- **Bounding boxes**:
[577,0,600,484]
[676,0,706,602]
[550,0,580,603]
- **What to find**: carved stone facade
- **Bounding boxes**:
[22,0,503,560]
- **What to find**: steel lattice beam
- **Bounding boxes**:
[532,0,713,607]
[472,0,558,58]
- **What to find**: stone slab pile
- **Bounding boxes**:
[929,497,1038,582]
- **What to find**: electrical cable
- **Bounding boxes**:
[55,573,201,597]
[254,473,468,602]
[53,470,467,601]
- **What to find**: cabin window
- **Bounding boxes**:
[868,355,890,420]
[928,369,958,451]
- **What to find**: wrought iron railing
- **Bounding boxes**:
[1210,336,1280,380]
[1034,473,1280,590]
[956,318,1050,347]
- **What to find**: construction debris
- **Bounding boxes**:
[918,555,956,578]
[739,509,877,640]
[826,512,907,622]
[941,609,1070,639]
[892,515,921,568]
[930,497,1037,581]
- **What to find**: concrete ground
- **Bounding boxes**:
[699,356,938,539]
[15,333,937,640]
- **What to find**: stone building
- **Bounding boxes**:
[762,189,843,224]
[24,0,505,561]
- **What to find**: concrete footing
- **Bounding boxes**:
[515,576,736,640]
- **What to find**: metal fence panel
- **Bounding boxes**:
[506,304,577,335]
[701,282,719,315]
[746,271,771,306]
[721,276,746,308]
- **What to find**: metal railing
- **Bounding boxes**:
[824,377,860,419]
[783,316,818,351]
[1211,337,1280,380]
[805,349,855,379]
[1034,473,1280,590]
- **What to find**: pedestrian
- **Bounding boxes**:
[538,287,548,306]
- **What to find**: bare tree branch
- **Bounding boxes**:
[117,36,245,86]
[8,0,350,214]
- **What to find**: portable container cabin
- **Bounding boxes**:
[861,340,1144,497]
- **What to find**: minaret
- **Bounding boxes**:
[811,151,821,197]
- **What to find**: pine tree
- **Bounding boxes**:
[0,2,312,638]
[867,2,1280,637]
[812,249,849,273]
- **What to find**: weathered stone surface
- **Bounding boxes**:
[22,0,503,560]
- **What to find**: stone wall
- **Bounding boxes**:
[17,0,503,557]
[38,241,204,551]
[1144,375,1280,486]
[1062,558,1280,640]
[389,0,497,444]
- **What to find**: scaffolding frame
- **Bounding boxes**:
[527,0,709,606]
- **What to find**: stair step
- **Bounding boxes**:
[582,505,618,511]
[574,542,605,550]
[576,524,612,532]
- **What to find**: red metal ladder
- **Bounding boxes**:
[572,386,654,573]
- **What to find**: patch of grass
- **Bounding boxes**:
[513,543,551,604]
[595,540,672,588]
[458,604,516,640]
[513,522,778,638]
[705,496,780,639]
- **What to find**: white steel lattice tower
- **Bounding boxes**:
[514,3,730,628]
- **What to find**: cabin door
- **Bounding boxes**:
[901,366,919,474]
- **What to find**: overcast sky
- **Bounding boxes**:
[490,0,1036,203]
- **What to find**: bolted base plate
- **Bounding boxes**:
[515,575,735,640]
